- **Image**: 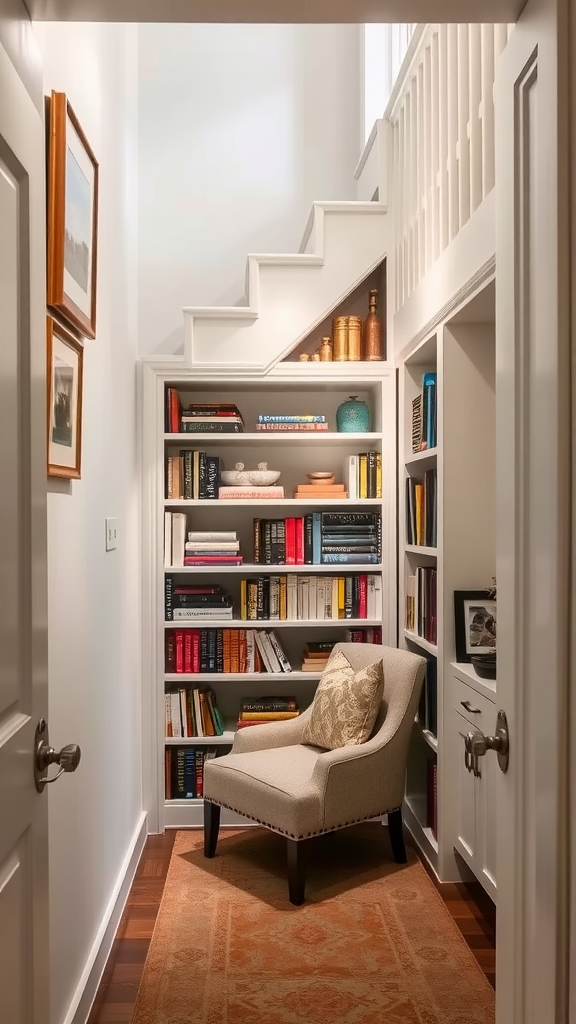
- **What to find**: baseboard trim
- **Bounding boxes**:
[62,811,148,1024]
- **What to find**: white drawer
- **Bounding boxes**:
[452,674,497,733]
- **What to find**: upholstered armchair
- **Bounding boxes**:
[203,642,427,904]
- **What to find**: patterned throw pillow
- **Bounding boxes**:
[302,649,384,750]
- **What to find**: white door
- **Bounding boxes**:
[0,41,50,1024]
[495,0,570,1021]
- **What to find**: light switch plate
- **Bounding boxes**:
[105,517,118,551]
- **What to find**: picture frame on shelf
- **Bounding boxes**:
[454,590,496,662]
[46,91,99,339]
[46,316,84,479]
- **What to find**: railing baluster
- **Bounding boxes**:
[468,24,482,214]
[457,24,471,231]
[480,23,495,198]
[430,30,440,265]
[447,24,459,243]
[438,23,449,253]
[423,44,432,273]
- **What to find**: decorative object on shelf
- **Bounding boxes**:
[363,288,384,361]
[46,315,84,479]
[347,316,362,361]
[220,462,281,487]
[470,652,497,680]
[306,472,334,485]
[332,316,348,361]
[319,337,333,361]
[454,589,497,663]
[46,91,99,339]
[310,352,320,361]
[336,396,371,433]
[299,353,310,361]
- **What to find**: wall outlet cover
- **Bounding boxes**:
[105,518,119,551]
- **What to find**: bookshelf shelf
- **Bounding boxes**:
[165,618,383,630]
[405,545,437,557]
[144,365,396,831]
[414,721,438,751]
[165,564,384,575]
[403,630,438,656]
[404,447,438,468]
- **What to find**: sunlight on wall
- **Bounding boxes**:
[363,23,415,143]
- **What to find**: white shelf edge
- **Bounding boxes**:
[165,563,384,574]
[164,671,321,682]
[404,447,438,467]
[413,720,439,751]
[403,797,439,861]
[403,630,438,656]
[405,545,437,556]
[450,661,497,700]
[164,732,236,746]
[163,801,254,829]
[164,498,383,507]
[164,431,383,443]
[165,618,382,629]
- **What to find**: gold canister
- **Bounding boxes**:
[332,317,348,361]
[299,352,310,361]
[347,316,362,361]
[311,352,320,361]
[319,336,333,361]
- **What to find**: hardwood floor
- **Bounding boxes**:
[87,828,495,1024]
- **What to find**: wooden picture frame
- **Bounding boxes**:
[47,91,99,339]
[47,316,84,479]
[454,590,497,662]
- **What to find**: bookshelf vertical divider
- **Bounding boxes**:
[141,361,396,833]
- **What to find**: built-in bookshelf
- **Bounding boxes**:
[142,367,396,830]
[398,278,496,895]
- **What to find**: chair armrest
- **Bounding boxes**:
[232,706,312,754]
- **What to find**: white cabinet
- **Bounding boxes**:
[451,668,497,900]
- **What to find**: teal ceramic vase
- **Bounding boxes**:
[336,395,371,433]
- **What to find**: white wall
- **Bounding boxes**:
[137,23,361,356]
[33,22,142,1024]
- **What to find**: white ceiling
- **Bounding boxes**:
[26,0,524,22]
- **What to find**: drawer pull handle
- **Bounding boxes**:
[461,700,481,714]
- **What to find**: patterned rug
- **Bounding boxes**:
[131,824,495,1024]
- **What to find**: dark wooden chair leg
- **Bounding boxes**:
[388,807,407,863]
[203,800,221,858]
[287,839,306,905]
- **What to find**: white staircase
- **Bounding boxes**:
[181,201,391,375]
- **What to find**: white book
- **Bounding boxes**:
[172,607,234,620]
[179,690,189,738]
[269,576,280,620]
[253,630,275,673]
[345,454,358,500]
[192,689,204,738]
[373,574,382,618]
[267,630,292,673]
[187,531,237,542]
[316,577,326,621]
[260,631,281,673]
[367,575,375,620]
[171,512,187,567]
[165,694,172,737]
[170,692,182,738]
[184,542,240,551]
[164,511,172,568]
[287,576,298,620]
[331,576,340,620]
[308,577,317,620]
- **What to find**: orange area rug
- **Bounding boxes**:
[131,825,494,1024]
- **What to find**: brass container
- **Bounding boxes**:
[363,288,384,361]
[319,336,333,361]
[332,316,348,361]
[311,352,320,361]
[347,316,362,361]
[299,352,310,361]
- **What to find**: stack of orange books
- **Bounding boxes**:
[294,474,348,499]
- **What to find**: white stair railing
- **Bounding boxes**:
[387,23,513,312]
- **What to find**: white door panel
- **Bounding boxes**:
[0,40,50,1024]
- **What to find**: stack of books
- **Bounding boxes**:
[165,450,221,499]
[344,626,383,644]
[165,746,218,800]
[185,531,243,566]
[166,581,234,622]
[406,567,437,643]
[411,372,437,451]
[301,640,335,672]
[237,695,300,729]
[165,628,292,674]
[406,469,437,547]
[165,685,225,738]
[294,480,348,499]
[218,485,285,500]
[319,511,381,564]
[165,388,245,433]
[255,414,328,432]
[343,451,382,499]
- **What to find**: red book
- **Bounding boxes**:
[358,575,367,619]
[192,630,200,673]
[169,388,180,433]
[285,518,296,564]
[184,631,193,673]
[174,630,184,673]
[295,518,304,565]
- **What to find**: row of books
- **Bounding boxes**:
[166,627,291,674]
[252,512,382,566]
[165,519,244,568]
[236,695,300,728]
[343,452,382,499]
[406,567,437,644]
[165,580,233,621]
[164,746,218,800]
[406,469,437,547]
[255,414,328,432]
[417,657,438,736]
[238,573,383,621]
[411,372,437,452]
[166,451,221,500]
[165,390,245,433]
[165,685,224,738]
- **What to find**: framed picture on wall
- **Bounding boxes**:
[454,590,497,662]
[47,316,84,479]
[46,91,99,339]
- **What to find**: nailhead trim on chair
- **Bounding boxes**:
[203,798,402,840]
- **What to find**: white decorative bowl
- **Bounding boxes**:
[220,462,281,487]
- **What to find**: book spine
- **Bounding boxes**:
[165,575,173,621]
[321,552,379,565]
[256,414,326,422]
[267,630,292,672]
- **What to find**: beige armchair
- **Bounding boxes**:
[203,642,426,904]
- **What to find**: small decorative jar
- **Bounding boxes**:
[336,395,371,432]
[319,337,333,361]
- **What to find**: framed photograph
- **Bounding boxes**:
[47,91,99,339]
[47,316,84,479]
[454,590,497,662]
